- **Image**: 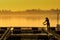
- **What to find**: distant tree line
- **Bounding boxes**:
[0,9,60,13]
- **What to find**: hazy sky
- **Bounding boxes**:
[0,0,60,11]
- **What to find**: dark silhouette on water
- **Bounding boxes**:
[43,17,50,31]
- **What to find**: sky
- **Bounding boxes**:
[0,0,60,11]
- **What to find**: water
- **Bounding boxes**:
[0,12,60,27]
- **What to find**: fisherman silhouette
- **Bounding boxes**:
[43,17,50,31]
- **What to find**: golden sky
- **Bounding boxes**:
[0,0,60,11]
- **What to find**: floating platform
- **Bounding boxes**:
[0,27,59,40]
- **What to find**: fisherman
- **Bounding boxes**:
[43,17,50,31]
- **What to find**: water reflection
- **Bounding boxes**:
[0,13,60,27]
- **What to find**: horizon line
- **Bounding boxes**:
[0,8,60,12]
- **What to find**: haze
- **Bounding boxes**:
[0,0,60,27]
[0,0,60,11]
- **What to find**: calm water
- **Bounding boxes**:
[0,13,60,27]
